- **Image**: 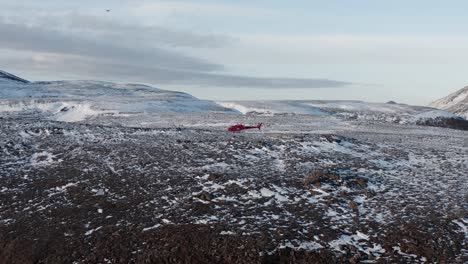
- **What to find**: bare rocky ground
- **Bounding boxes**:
[0,113,467,264]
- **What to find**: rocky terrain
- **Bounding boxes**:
[218,101,468,131]
[0,71,467,263]
[0,113,467,263]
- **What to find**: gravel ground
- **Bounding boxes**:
[0,114,467,264]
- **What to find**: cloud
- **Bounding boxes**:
[2,12,232,49]
[0,13,350,89]
[131,1,278,18]
[2,53,350,89]
[0,20,222,72]
[226,34,468,65]
[65,13,232,48]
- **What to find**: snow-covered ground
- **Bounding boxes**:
[1,113,467,263]
[1,73,467,263]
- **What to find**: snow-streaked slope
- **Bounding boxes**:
[216,101,329,116]
[0,79,197,100]
[217,100,464,124]
[0,79,237,122]
[412,109,459,120]
[430,86,468,119]
[0,101,114,122]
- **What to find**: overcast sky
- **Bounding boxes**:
[1,0,468,105]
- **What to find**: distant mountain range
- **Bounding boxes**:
[430,86,468,119]
[0,69,467,130]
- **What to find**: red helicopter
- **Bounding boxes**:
[228,123,263,132]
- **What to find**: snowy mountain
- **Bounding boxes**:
[0,70,466,130]
[217,100,467,130]
[430,86,468,119]
[0,71,236,122]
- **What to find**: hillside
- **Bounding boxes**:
[217,100,468,130]
[430,86,468,119]
[0,71,236,122]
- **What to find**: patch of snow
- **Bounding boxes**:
[329,231,385,255]
[215,102,264,115]
[260,188,275,197]
[393,246,419,259]
[0,101,114,122]
[248,190,262,199]
[220,231,236,235]
[453,219,468,238]
[30,151,61,167]
[195,215,218,224]
[142,224,161,232]
[280,240,324,251]
[162,219,172,224]
[54,103,111,122]
[85,226,102,236]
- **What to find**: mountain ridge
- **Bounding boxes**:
[0,70,30,83]
[430,86,468,119]
[1,69,467,130]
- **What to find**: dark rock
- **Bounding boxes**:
[197,193,214,201]
[417,117,468,131]
[207,174,222,181]
[356,177,366,188]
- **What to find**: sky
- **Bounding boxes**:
[1,0,468,105]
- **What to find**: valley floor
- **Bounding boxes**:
[0,114,467,263]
